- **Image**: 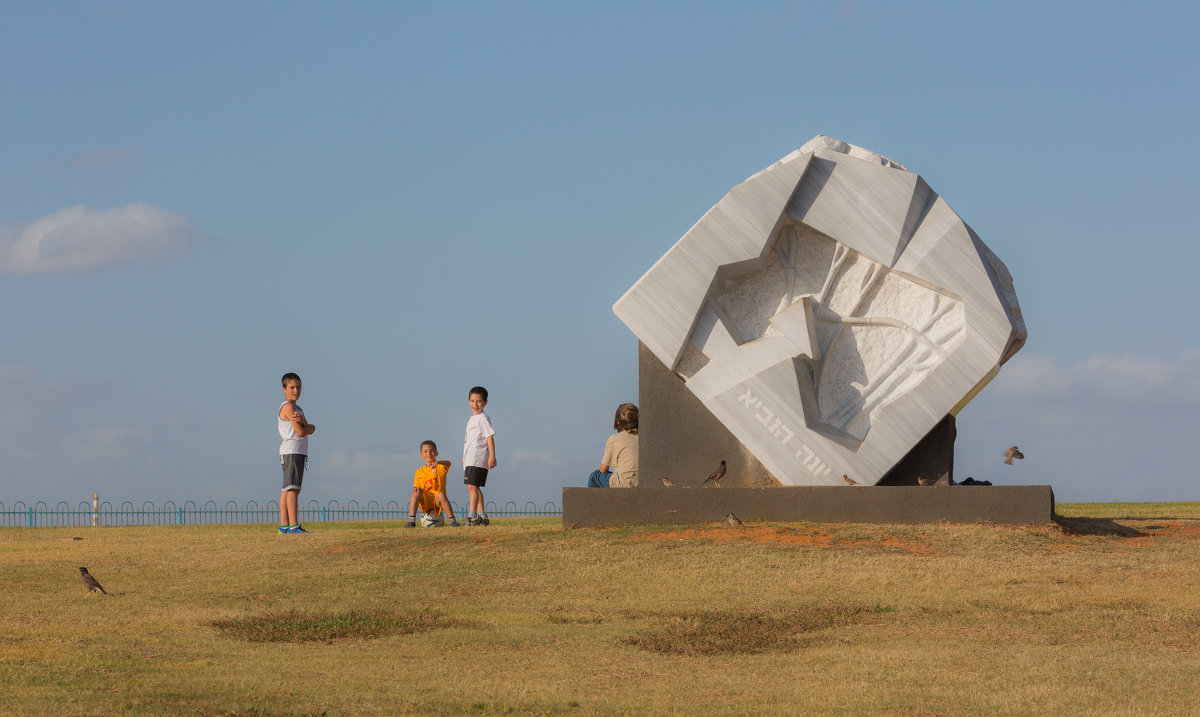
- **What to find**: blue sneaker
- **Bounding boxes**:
[278,526,289,535]
[291,525,310,534]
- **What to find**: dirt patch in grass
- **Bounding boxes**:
[211,609,471,643]
[472,535,516,546]
[546,609,608,625]
[626,604,888,656]
[628,526,934,554]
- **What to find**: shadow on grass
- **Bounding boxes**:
[212,609,474,644]
[626,604,890,656]
[1053,515,1147,538]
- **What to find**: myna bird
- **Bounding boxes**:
[79,567,106,594]
[702,460,727,487]
[1004,446,1024,465]
[726,512,743,526]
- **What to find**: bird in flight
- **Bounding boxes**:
[702,461,727,487]
[726,512,743,526]
[662,476,677,487]
[843,474,857,486]
[1004,446,1024,465]
[79,567,106,594]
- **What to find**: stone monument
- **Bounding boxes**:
[613,136,1026,487]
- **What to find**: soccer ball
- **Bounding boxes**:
[420,512,445,528]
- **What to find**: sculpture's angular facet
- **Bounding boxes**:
[614,136,1026,485]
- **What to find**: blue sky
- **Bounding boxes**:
[2,1,1198,508]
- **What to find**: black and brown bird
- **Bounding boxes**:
[79,567,106,594]
[702,461,727,487]
[662,476,677,487]
[1004,446,1025,465]
[843,474,857,486]
[726,512,743,526]
[917,476,937,486]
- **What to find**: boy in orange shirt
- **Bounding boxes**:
[407,440,460,528]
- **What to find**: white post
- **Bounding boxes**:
[92,492,98,527]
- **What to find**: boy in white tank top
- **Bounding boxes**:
[278,372,316,534]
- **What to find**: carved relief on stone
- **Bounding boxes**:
[614,136,1025,485]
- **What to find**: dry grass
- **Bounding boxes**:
[3,506,1200,715]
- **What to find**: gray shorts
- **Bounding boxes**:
[281,454,307,491]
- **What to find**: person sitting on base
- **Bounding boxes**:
[588,402,639,488]
[408,440,460,528]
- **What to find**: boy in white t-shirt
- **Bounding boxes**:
[462,386,496,526]
[278,372,316,534]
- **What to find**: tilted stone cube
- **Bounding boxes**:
[614,136,1026,485]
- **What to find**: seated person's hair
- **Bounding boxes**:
[613,403,639,434]
[281,372,301,387]
[469,386,488,401]
[421,440,437,451]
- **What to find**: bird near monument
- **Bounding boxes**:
[843,474,857,486]
[662,476,676,487]
[702,461,726,487]
[725,512,743,526]
[79,567,106,594]
[917,476,938,486]
[1004,446,1025,465]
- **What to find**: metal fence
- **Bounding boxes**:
[0,499,561,528]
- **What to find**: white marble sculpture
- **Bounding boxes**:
[614,136,1026,485]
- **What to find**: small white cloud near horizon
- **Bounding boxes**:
[992,348,1200,414]
[322,449,417,476]
[68,148,139,171]
[511,448,559,467]
[0,203,200,275]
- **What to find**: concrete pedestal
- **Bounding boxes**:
[563,485,1055,527]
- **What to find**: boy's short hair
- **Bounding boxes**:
[420,440,437,452]
[614,403,639,434]
[281,372,301,387]
[469,386,488,401]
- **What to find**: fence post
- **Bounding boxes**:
[178,507,184,525]
[93,492,98,527]
[320,505,326,522]
[28,507,33,527]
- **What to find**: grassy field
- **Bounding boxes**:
[3,503,1200,715]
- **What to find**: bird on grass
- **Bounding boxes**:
[79,567,106,594]
[662,476,677,487]
[702,461,727,487]
[843,474,857,486]
[1004,446,1025,465]
[726,512,743,526]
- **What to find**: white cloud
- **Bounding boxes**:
[991,349,1200,414]
[68,148,139,171]
[0,203,199,275]
[511,448,560,467]
[956,349,1200,501]
[322,449,417,477]
[65,424,152,462]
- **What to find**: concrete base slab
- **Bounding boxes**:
[563,485,1055,527]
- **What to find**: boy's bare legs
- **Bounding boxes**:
[435,491,458,525]
[467,485,484,515]
[406,488,422,527]
[280,489,299,526]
